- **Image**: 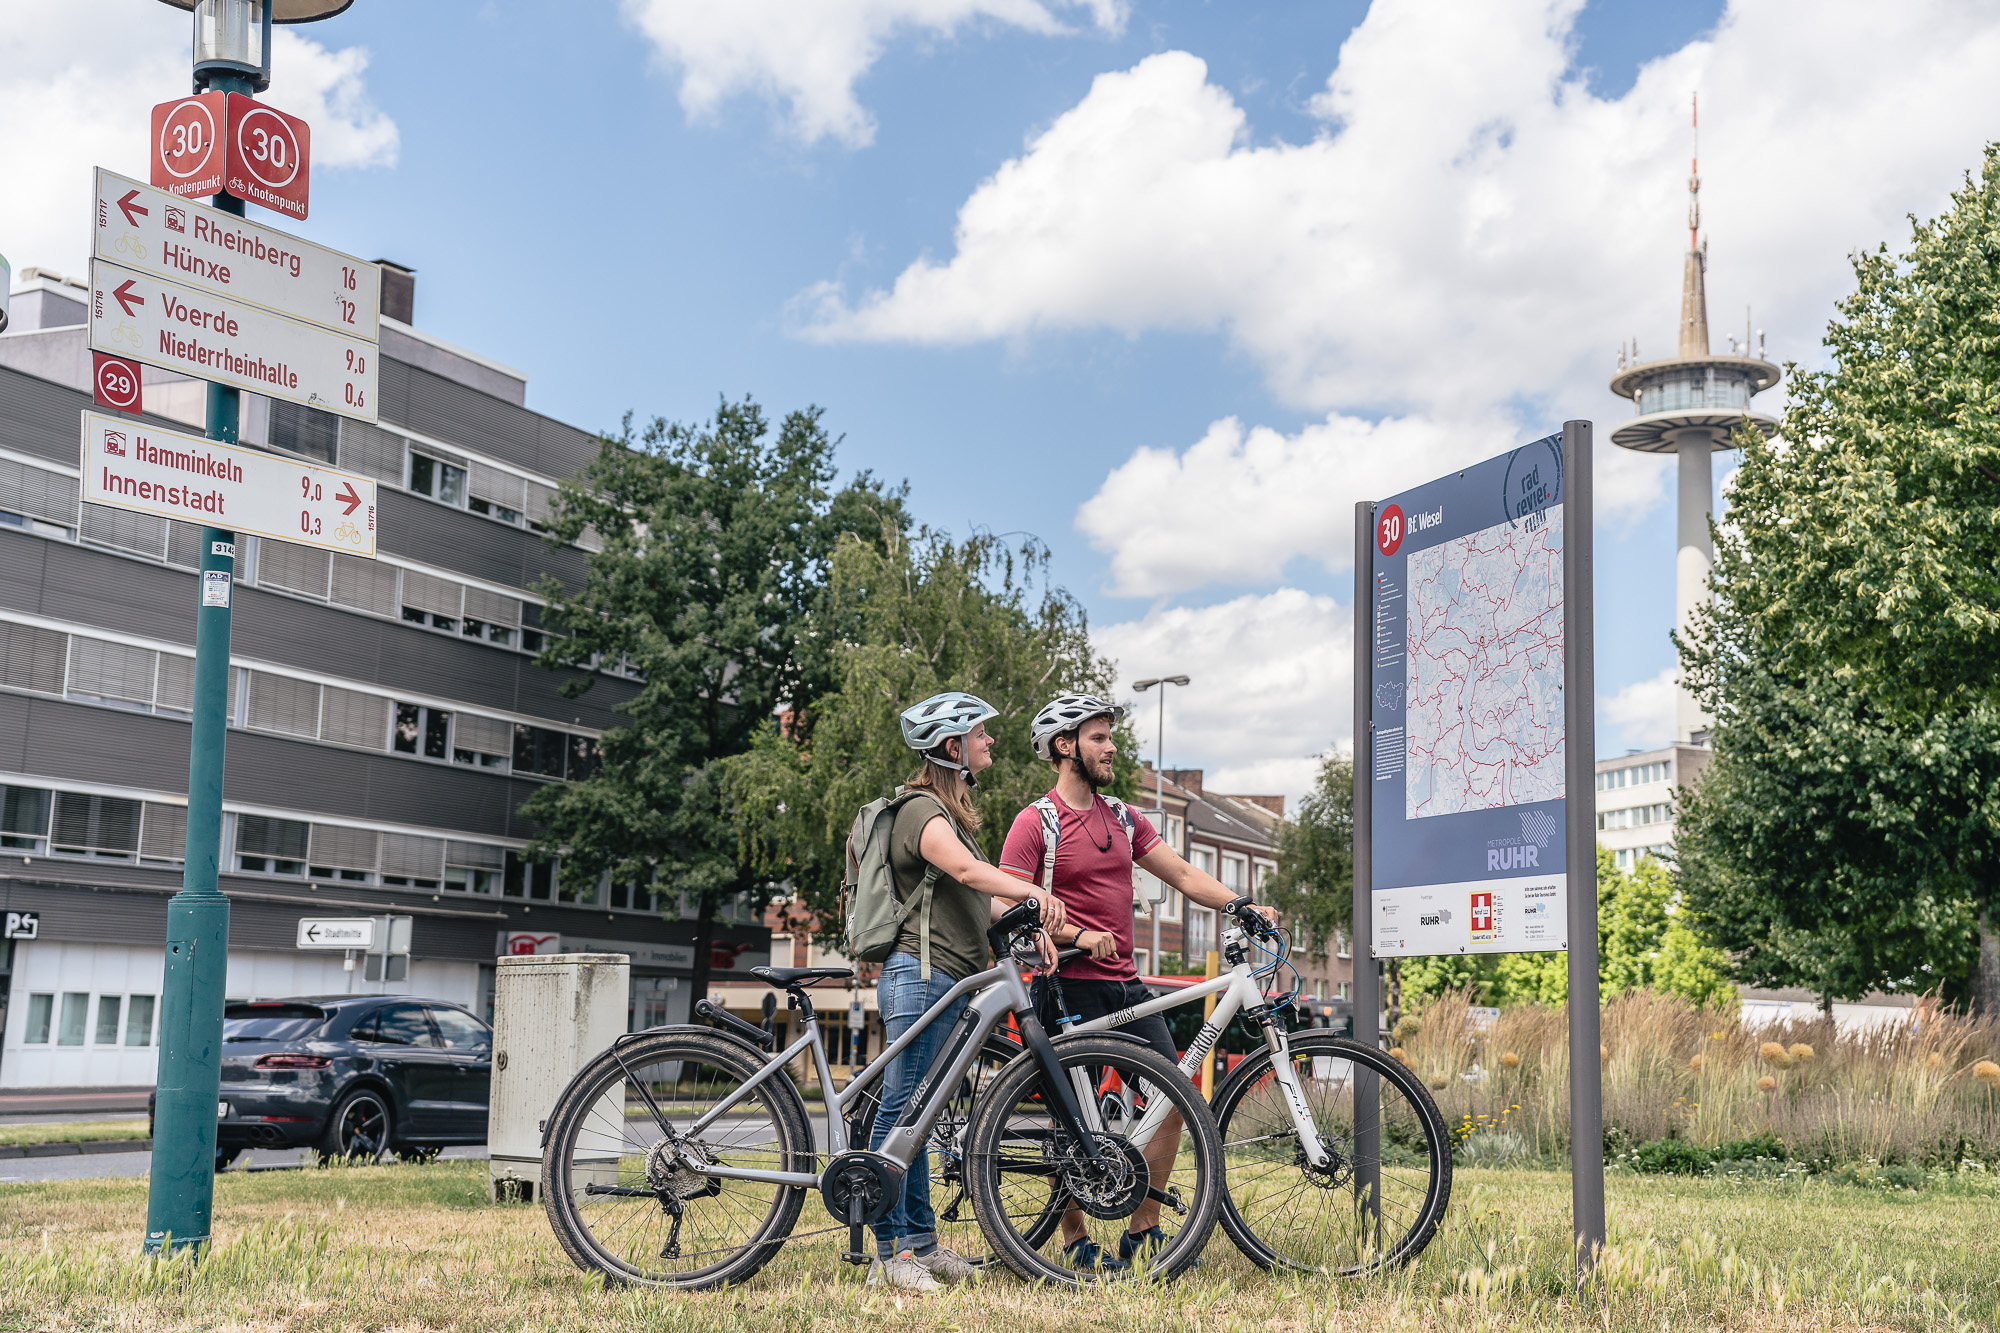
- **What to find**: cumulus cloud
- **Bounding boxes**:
[0,5,396,284]
[803,0,2000,421]
[622,0,1127,148]
[1094,589,1350,806]
[1601,665,1679,752]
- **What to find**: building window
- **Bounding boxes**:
[126,995,156,1046]
[24,993,54,1044]
[408,452,466,507]
[444,841,505,895]
[51,792,141,860]
[608,876,656,912]
[1598,803,1673,831]
[1221,855,1246,894]
[1336,929,1351,959]
[1133,948,1150,977]
[1597,761,1670,792]
[1185,908,1216,962]
[269,401,339,465]
[513,724,579,779]
[236,813,309,876]
[94,995,123,1045]
[1,784,50,853]
[504,849,556,901]
[57,992,89,1046]
[394,703,453,761]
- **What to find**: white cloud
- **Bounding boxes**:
[803,0,2000,418]
[1601,666,1678,751]
[0,5,396,284]
[621,0,1127,148]
[1094,589,1350,807]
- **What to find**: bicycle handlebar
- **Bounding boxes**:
[1223,895,1279,940]
[985,896,1043,960]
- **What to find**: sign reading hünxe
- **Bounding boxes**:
[1367,433,1568,958]
[82,410,377,557]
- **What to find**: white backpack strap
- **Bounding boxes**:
[1101,796,1137,849]
[1033,797,1061,893]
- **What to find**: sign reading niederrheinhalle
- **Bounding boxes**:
[1368,433,1567,957]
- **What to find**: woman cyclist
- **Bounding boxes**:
[867,690,1066,1293]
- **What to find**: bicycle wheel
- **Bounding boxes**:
[964,1034,1223,1286]
[541,1030,813,1290]
[844,1031,1048,1262]
[1212,1031,1451,1274]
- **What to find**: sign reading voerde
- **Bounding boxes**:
[81,410,377,557]
[88,258,377,423]
[94,168,377,339]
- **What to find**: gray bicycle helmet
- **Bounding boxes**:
[1030,693,1125,761]
[900,691,999,779]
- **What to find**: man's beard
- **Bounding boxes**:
[1069,752,1113,792]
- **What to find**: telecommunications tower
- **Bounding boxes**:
[1607,96,1780,744]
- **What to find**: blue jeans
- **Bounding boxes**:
[870,951,967,1257]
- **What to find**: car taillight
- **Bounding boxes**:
[254,1053,331,1070]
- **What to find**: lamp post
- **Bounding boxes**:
[143,0,356,1258]
[1131,675,1189,970]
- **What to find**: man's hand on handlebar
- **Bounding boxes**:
[1073,929,1118,962]
[1225,896,1281,938]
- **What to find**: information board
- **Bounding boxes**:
[1367,433,1568,956]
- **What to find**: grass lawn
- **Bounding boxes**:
[1,1160,1994,1332]
[0,1120,149,1148]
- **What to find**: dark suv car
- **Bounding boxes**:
[149,996,493,1167]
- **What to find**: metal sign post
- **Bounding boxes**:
[1356,422,1602,1275]
[1350,499,1382,1244]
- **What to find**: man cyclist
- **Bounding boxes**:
[998,692,1274,1271]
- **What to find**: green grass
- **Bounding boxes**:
[0,1119,149,1148]
[2,1159,1996,1331]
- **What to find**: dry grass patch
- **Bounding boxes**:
[2,1159,1996,1331]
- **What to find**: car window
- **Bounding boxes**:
[428,1007,490,1049]
[367,1003,437,1047]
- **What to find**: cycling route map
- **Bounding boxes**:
[1404,507,1565,820]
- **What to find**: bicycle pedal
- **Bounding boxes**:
[843,1223,870,1264]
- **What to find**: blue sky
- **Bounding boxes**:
[10,0,1999,799]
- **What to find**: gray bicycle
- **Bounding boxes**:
[540,899,1225,1290]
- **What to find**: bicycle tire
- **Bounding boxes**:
[541,1030,813,1291]
[964,1033,1224,1287]
[844,1032,1054,1261]
[1211,1031,1451,1274]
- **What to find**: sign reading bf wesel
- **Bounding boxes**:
[81,410,376,557]
[1368,433,1568,957]
[95,168,378,339]
[87,258,377,423]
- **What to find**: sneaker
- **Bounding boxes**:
[1118,1226,1195,1269]
[1060,1237,1130,1272]
[867,1252,941,1293]
[912,1246,978,1285]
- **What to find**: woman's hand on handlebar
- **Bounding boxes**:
[1035,894,1067,937]
[1034,929,1059,973]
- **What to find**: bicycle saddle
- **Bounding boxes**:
[750,966,854,988]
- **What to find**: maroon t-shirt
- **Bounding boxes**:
[1001,793,1160,982]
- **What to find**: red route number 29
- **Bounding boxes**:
[1377,502,1406,557]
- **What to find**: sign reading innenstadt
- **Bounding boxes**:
[95,168,378,339]
[82,410,377,556]
[1367,433,1568,958]
[297,918,376,950]
[89,258,378,422]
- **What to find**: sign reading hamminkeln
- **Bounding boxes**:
[81,410,376,557]
[1368,433,1568,956]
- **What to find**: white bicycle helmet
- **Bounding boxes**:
[1030,693,1125,761]
[900,691,999,779]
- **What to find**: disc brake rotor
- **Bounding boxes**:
[1053,1132,1151,1221]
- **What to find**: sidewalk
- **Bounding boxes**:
[0,1086,154,1118]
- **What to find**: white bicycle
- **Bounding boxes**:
[853,898,1451,1274]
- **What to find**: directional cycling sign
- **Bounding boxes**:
[296,918,376,950]
[94,168,378,339]
[81,409,376,557]
[88,258,377,423]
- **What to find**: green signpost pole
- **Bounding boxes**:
[141,69,251,1259]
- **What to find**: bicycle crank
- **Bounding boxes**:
[819,1151,907,1264]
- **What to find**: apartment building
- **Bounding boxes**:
[0,264,765,1088]
[1594,743,1713,872]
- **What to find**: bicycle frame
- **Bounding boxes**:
[653,953,1103,1191]
[1054,926,1330,1168]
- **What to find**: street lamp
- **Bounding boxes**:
[1131,675,1190,971]
[158,0,356,93]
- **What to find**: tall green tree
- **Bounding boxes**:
[725,525,1126,922]
[1676,148,2000,1013]
[1266,751,1354,955]
[520,398,904,1005]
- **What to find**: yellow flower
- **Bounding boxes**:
[1499,1051,1521,1070]
[1758,1041,1792,1068]
[1756,1075,1777,1093]
[1973,1060,2000,1088]
[1789,1043,1814,1062]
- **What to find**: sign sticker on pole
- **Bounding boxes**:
[92,351,144,413]
[82,409,377,556]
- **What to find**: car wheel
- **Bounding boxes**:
[216,1148,243,1172]
[318,1088,393,1163]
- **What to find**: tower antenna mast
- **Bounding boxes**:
[1688,93,1700,251]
